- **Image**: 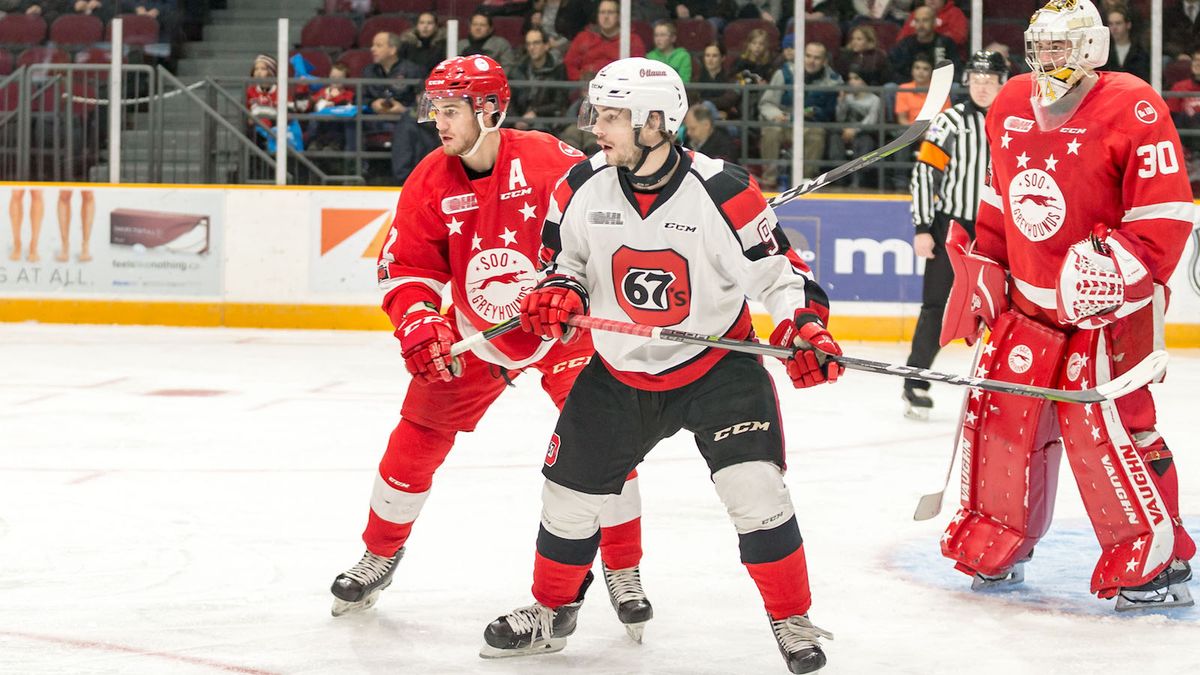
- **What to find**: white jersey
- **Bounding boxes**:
[542,149,830,390]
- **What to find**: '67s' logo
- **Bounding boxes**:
[611,246,691,326]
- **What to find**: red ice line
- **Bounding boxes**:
[0,629,279,674]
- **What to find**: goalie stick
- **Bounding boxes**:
[766,60,954,209]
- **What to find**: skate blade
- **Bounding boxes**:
[478,638,567,659]
[330,589,382,617]
[623,622,647,644]
[971,565,1025,591]
[903,405,930,421]
[1115,583,1194,612]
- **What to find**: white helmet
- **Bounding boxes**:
[578,57,688,135]
[1024,0,1109,105]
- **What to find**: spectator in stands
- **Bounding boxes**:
[459,12,517,71]
[734,0,780,23]
[120,1,181,46]
[400,11,447,79]
[851,0,912,24]
[672,0,738,33]
[731,27,774,83]
[544,0,595,49]
[834,24,891,86]
[893,52,946,125]
[1100,6,1150,83]
[888,5,960,83]
[647,20,691,82]
[896,0,965,49]
[692,42,741,120]
[246,54,285,138]
[761,39,841,187]
[683,102,736,162]
[984,41,1026,77]
[828,64,880,186]
[511,27,569,131]
[1168,48,1200,154]
[1164,0,1200,60]
[564,0,646,81]
[363,32,423,119]
[307,62,355,151]
[61,1,106,19]
[19,1,68,23]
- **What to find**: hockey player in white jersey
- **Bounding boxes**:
[480,58,841,673]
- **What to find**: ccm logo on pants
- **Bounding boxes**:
[714,421,771,441]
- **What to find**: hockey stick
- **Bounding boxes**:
[911,339,985,522]
[766,60,954,209]
[449,317,522,357]
[565,315,1170,404]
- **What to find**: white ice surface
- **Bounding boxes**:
[0,324,1198,675]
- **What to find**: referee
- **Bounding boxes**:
[902,51,1006,420]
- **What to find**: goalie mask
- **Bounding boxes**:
[1024,0,1108,107]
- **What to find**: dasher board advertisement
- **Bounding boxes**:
[1,187,223,296]
[309,190,398,294]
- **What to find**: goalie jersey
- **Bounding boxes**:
[542,149,831,390]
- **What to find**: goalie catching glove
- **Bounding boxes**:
[397,304,463,384]
[518,275,589,342]
[769,311,843,388]
[1056,224,1153,329]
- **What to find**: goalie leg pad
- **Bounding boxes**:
[942,310,1067,577]
[1055,328,1194,598]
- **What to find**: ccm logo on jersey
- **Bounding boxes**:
[713,420,771,441]
[551,355,592,374]
[1004,116,1035,133]
[500,187,533,201]
[1134,100,1158,124]
[664,222,696,232]
[545,433,561,467]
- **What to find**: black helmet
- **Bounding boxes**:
[965,50,1008,83]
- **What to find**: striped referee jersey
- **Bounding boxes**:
[910,98,989,232]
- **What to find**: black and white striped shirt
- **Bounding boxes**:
[909,99,989,232]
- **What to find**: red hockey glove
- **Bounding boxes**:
[519,277,589,342]
[396,306,462,384]
[1056,224,1153,329]
[940,220,1008,346]
[770,311,843,388]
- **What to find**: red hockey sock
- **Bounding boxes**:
[744,545,812,620]
[532,552,592,608]
[361,419,457,556]
[363,512,414,557]
[599,518,642,570]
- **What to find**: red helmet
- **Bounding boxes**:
[418,55,510,123]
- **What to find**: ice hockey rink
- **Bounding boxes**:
[1,323,1197,675]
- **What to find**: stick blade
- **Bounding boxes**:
[915,61,955,122]
[1095,350,1170,400]
[913,491,945,521]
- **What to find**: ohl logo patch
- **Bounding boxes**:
[545,433,561,467]
[611,246,691,326]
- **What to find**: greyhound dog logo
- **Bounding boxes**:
[1009,168,1066,242]
[469,270,529,291]
[464,247,538,323]
[1008,344,1035,374]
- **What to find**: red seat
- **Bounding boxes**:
[981,0,1038,21]
[982,21,1026,58]
[723,19,780,57]
[1165,59,1193,88]
[301,15,358,50]
[631,20,653,52]
[18,46,71,67]
[0,14,48,46]
[358,15,412,47]
[676,18,715,53]
[803,19,841,57]
[377,0,435,12]
[0,49,12,76]
[491,16,524,47]
[337,48,375,77]
[860,19,899,52]
[74,47,112,65]
[50,14,104,48]
[294,48,333,78]
[106,15,160,46]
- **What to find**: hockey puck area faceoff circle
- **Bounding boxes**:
[464,248,537,324]
[1008,344,1035,374]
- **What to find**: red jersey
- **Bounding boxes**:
[976,72,1194,322]
[377,128,587,369]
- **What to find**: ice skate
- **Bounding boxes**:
[971,550,1032,591]
[1115,560,1194,612]
[329,548,404,617]
[601,563,653,643]
[480,571,593,659]
[769,614,832,674]
[902,388,933,420]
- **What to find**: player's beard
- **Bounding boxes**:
[604,142,641,170]
[442,125,482,157]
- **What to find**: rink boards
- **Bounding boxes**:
[2,181,1199,346]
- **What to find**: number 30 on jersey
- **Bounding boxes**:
[611,246,692,326]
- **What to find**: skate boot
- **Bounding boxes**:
[480,571,593,659]
[769,614,833,674]
[329,548,404,617]
[971,549,1033,591]
[902,388,933,420]
[1115,559,1194,612]
[602,563,654,643]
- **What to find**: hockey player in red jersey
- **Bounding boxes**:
[329,56,653,637]
[939,0,1195,610]
[480,58,839,673]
